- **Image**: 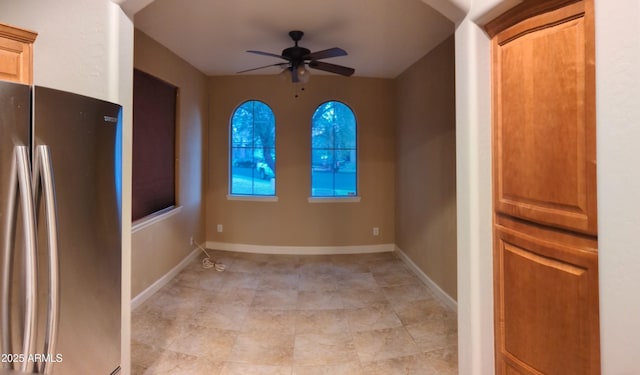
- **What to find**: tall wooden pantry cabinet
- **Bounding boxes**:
[486,0,599,374]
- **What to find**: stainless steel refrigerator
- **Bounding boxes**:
[1,81,121,374]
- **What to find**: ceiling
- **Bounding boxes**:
[132,0,454,78]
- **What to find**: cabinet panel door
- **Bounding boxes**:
[0,23,36,84]
[492,2,596,235]
[494,216,599,375]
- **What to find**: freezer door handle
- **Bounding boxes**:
[0,148,19,364]
[0,146,38,373]
[33,145,60,374]
[17,146,38,373]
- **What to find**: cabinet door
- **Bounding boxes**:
[494,216,599,375]
[491,1,596,235]
[0,23,37,84]
[488,1,600,374]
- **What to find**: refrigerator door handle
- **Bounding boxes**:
[0,147,19,363]
[18,146,38,373]
[33,145,60,375]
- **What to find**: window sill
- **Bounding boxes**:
[308,196,361,203]
[227,195,279,202]
[132,205,182,233]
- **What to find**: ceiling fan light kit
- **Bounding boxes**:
[239,30,355,85]
[278,65,311,84]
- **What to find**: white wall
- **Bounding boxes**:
[452,0,640,374]
[0,0,132,104]
[594,0,640,373]
[453,13,495,375]
[0,1,134,373]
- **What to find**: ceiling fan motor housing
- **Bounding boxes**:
[282,46,311,63]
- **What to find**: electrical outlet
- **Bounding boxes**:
[217,224,223,233]
[373,227,379,236]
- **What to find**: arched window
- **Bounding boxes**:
[230,100,276,196]
[311,101,357,197]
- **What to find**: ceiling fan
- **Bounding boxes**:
[237,30,355,83]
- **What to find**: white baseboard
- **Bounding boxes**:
[205,241,395,255]
[395,246,458,312]
[131,248,200,310]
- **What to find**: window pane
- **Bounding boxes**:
[311,101,357,197]
[230,100,276,196]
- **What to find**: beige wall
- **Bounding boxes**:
[206,75,395,247]
[131,29,208,296]
[395,36,457,299]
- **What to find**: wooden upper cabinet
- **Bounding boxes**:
[490,1,597,235]
[0,23,37,84]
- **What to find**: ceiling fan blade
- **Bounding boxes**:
[237,63,288,74]
[304,47,347,61]
[308,61,355,77]
[246,50,290,60]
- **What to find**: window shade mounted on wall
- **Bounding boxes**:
[132,69,177,221]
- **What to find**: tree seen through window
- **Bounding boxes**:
[230,100,276,195]
[311,101,357,197]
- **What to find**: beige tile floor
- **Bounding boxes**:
[131,250,458,374]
